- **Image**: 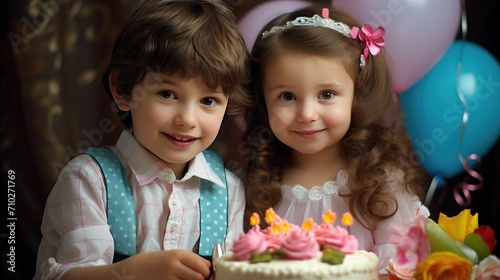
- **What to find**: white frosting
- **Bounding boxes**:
[214,250,379,280]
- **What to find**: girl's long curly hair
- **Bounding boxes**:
[243,5,428,231]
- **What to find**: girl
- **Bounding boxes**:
[243,5,429,271]
[34,1,249,279]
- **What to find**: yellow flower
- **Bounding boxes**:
[282,220,291,232]
[322,209,336,224]
[438,209,478,243]
[271,221,282,234]
[265,208,276,224]
[342,212,353,226]
[302,217,314,231]
[250,212,260,227]
[414,252,473,280]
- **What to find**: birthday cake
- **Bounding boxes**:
[214,208,379,280]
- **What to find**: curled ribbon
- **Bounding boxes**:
[350,24,385,59]
[453,154,483,207]
[452,0,483,208]
[425,0,484,209]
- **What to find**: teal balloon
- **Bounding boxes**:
[400,41,500,178]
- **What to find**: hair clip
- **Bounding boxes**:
[350,24,385,63]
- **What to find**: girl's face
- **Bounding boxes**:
[263,51,354,156]
[116,72,228,176]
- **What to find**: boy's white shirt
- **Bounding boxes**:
[34,129,245,280]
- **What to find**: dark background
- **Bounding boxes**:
[1,0,499,279]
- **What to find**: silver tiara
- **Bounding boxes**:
[261,10,367,68]
[262,14,352,39]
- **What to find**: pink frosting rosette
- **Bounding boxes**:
[313,223,359,254]
[263,231,282,250]
[232,229,269,261]
[281,227,319,260]
[261,218,301,250]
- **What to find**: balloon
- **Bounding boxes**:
[333,0,461,93]
[400,41,500,178]
[238,0,311,52]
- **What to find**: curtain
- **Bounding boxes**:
[2,1,138,279]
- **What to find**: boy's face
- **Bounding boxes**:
[262,51,354,156]
[120,72,227,174]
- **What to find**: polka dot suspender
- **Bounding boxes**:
[85,147,137,256]
[84,147,228,258]
[198,149,228,256]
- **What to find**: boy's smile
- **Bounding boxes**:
[164,132,200,147]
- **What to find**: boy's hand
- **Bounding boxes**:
[128,249,211,280]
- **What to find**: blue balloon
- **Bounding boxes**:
[400,41,500,178]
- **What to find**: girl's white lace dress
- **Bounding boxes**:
[274,170,430,271]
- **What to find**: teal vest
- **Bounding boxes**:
[84,147,228,259]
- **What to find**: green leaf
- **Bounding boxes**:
[249,252,273,263]
[464,233,490,261]
[271,249,286,258]
[426,219,469,260]
[322,246,345,258]
[321,254,344,265]
[321,246,345,265]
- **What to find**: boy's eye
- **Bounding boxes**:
[158,91,176,99]
[280,92,296,101]
[201,97,217,106]
[319,91,335,100]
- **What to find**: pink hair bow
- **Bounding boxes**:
[350,24,385,59]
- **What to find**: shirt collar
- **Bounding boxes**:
[186,152,226,188]
[116,130,225,187]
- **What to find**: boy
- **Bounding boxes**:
[34,1,249,279]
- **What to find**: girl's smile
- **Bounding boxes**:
[293,129,325,139]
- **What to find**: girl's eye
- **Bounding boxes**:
[280,92,296,101]
[319,91,335,100]
[158,91,176,99]
[201,97,217,106]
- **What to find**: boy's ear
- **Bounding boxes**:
[109,71,131,111]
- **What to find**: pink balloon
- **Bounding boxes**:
[333,0,461,93]
[238,0,311,52]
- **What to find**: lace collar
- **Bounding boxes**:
[280,170,348,201]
